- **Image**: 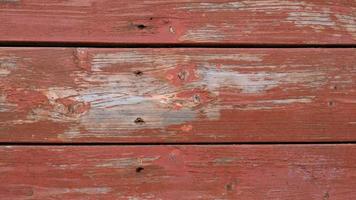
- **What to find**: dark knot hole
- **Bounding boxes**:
[137,24,147,30]
[136,167,144,173]
[134,117,145,124]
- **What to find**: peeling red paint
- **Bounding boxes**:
[0,1,355,44]
[0,48,355,143]
[0,145,356,199]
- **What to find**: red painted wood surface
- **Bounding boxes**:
[1,1,355,199]
[0,145,355,200]
[0,0,355,45]
[0,48,355,143]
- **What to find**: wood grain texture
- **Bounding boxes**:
[0,0,355,44]
[1,48,356,143]
[0,145,355,199]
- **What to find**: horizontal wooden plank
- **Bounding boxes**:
[0,145,355,199]
[0,48,356,143]
[0,0,355,44]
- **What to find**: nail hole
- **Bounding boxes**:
[137,24,147,29]
[328,101,334,107]
[134,70,143,76]
[333,85,337,90]
[225,183,233,191]
[134,117,145,124]
[136,167,144,173]
[149,17,153,20]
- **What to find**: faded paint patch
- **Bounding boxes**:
[180,24,227,42]
[92,51,179,71]
[178,2,243,12]
[0,56,18,77]
[0,95,16,112]
[335,14,356,38]
[0,0,19,3]
[56,70,201,138]
[178,1,306,12]
[92,51,263,71]
[287,12,336,28]
[96,156,160,168]
[214,157,240,165]
[196,67,325,94]
[257,97,314,105]
[236,97,315,110]
[56,51,325,138]
[32,186,112,195]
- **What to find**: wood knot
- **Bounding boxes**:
[67,102,89,115]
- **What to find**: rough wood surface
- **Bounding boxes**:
[0,48,355,142]
[0,145,355,199]
[0,0,355,44]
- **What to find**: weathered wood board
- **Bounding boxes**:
[0,145,355,199]
[0,48,355,142]
[0,0,355,44]
[1,1,355,199]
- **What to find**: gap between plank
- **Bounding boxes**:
[1,141,356,146]
[0,41,355,48]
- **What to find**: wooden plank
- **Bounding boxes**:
[1,48,356,142]
[0,0,355,45]
[0,145,355,199]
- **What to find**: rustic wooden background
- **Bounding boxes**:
[0,0,355,199]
